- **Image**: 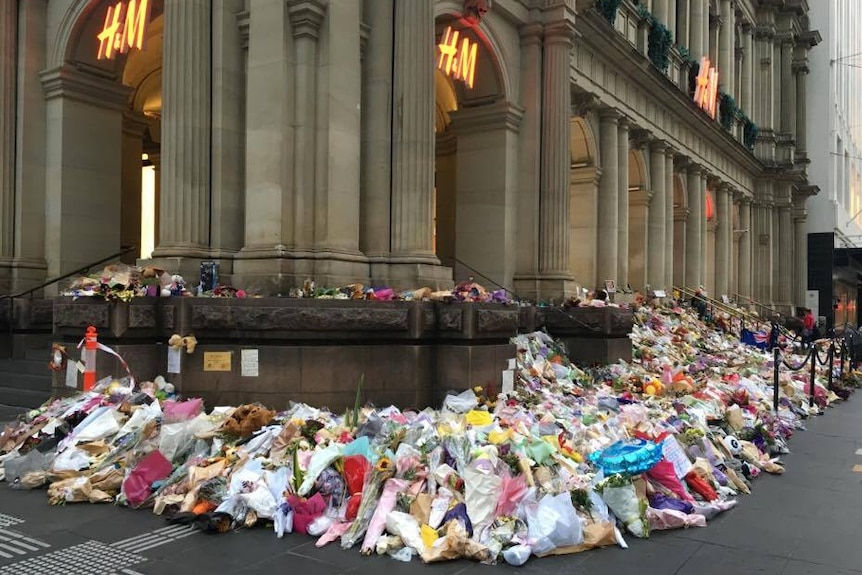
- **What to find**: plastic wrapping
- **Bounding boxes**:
[525,493,584,555]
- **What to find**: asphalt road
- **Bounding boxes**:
[1,398,862,575]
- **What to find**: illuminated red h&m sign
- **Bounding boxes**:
[97,0,152,61]
[437,26,478,89]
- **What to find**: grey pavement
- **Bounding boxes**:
[1,398,861,575]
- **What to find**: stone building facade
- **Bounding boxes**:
[0,0,817,308]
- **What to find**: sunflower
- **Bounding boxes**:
[376,457,392,473]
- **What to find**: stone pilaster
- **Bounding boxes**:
[0,0,15,261]
[155,0,212,256]
[288,0,326,252]
[648,141,667,290]
[617,118,630,287]
[714,184,731,297]
[361,0,394,260]
[709,10,719,68]
[752,182,773,304]
[684,164,703,289]
[664,149,675,290]
[718,0,732,96]
[780,37,795,137]
[795,62,808,156]
[667,0,677,40]
[775,186,793,307]
[677,0,690,52]
[597,110,620,288]
[537,18,575,282]
[738,196,752,299]
[654,0,668,30]
[793,202,807,308]
[700,172,709,286]
[690,0,705,59]
[741,23,753,116]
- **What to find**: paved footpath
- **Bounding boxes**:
[1,398,862,575]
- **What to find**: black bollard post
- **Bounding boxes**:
[839,340,845,380]
[773,347,780,412]
[828,342,834,392]
[809,345,817,409]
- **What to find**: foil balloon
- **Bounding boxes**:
[588,439,664,476]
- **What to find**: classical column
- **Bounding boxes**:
[741,24,753,115]
[780,37,795,136]
[709,12,719,68]
[714,185,731,297]
[156,0,212,255]
[685,165,703,289]
[719,0,732,91]
[727,2,736,100]
[390,0,437,262]
[690,0,705,59]
[360,0,394,259]
[667,0,677,40]
[700,172,709,286]
[793,203,807,308]
[0,0,16,261]
[777,194,793,306]
[597,110,620,287]
[795,63,808,154]
[288,0,326,251]
[677,0,690,51]
[654,0,668,29]
[664,150,675,290]
[752,182,773,304]
[648,141,667,290]
[738,196,752,299]
[617,118,630,287]
[538,20,574,277]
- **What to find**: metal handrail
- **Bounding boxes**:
[732,293,785,320]
[0,245,136,301]
[675,285,795,339]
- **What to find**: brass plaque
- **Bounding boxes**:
[203,351,232,372]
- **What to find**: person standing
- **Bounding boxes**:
[802,308,815,348]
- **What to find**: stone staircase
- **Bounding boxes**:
[0,335,54,409]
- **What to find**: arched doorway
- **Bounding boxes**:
[705,188,716,294]
[627,149,649,291]
[44,0,163,278]
[569,114,599,290]
[434,15,517,289]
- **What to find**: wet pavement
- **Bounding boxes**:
[1,397,861,575]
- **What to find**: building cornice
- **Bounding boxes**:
[40,66,132,112]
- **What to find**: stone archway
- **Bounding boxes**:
[627,149,650,290]
[433,14,517,289]
[705,188,716,294]
[43,0,163,279]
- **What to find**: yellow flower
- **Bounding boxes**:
[376,457,392,473]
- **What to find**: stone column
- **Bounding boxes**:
[597,110,620,287]
[537,19,575,283]
[714,184,731,297]
[684,165,703,289]
[777,192,793,307]
[155,0,212,255]
[780,37,795,137]
[738,196,752,299]
[719,0,732,91]
[793,202,807,308]
[654,0,668,29]
[741,24,753,115]
[677,0,690,52]
[752,183,773,304]
[795,63,808,155]
[690,0,705,59]
[390,0,437,263]
[667,0,677,40]
[361,0,394,260]
[617,118,630,287]
[664,150,675,290]
[709,11,719,69]
[0,0,15,261]
[700,172,709,286]
[648,141,667,290]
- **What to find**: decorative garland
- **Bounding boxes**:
[596,0,623,26]
[718,91,739,131]
[742,117,759,151]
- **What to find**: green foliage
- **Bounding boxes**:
[742,116,759,151]
[647,20,673,72]
[718,91,739,131]
[596,0,623,25]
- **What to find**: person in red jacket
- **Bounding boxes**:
[802,308,815,349]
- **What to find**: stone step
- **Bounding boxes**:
[0,358,53,377]
[0,386,51,409]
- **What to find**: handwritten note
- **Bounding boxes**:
[662,435,693,479]
[241,349,259,377]
[167,347,182,374]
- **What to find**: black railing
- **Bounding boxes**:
[2,246,136,358]
[772,337,841,412]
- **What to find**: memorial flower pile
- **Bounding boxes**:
[0,305,852,566]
